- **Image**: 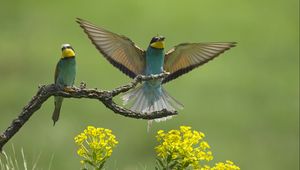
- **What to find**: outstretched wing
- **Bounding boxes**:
[163,42,236,83]
[77,18,145,78]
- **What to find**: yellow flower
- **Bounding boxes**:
[77,148,86,156]
[180,126,191,133]
[207,160,240,170]
[155,126,213,169]
[155,126,239,170]
[74,133,87,145]
[74,126,118,169]
[200,141,210,150]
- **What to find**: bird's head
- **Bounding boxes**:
[149,36,165,49]
[61,44,75,58]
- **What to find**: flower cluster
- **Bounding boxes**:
[74,126,118,169]
[155,126,213,169]
[74,125,239,170]
[202,160,240,170]
[155,126,240,170]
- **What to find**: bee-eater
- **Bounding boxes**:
[52,44,76,125]
[77,18,236,120]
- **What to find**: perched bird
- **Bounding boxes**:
[77,18,236,119]
[52,44,76,125]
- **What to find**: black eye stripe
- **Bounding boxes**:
[68,46,75,51]
[61,46,75,52]
[150,37,159,44]
[150,36,165,44]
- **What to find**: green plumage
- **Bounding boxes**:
[52,55,76,125]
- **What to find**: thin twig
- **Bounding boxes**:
[0,72,177,151]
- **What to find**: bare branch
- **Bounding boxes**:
[0,72,177,151]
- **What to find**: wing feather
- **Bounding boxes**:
[163,42,236,83]
[77,18,145,78]
[54,60,60,83]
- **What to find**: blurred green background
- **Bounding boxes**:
[0,0,298,169]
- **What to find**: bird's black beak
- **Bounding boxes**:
[158,36,165,41]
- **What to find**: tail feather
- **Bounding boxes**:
[52,97,63,125]
[131,87,144,111]
[161,91,174,110]
[121,84,183,123]
[122,86,141,105]
[138,92,147,112]
[162,88,184,109]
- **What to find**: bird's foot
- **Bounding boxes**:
[80,81,86,89]
[162,70,170,75]
[63,86,75,92]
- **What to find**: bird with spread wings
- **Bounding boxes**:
[77,18,236,121]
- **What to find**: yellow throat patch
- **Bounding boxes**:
[62,48,75,58]
[150,41,164,49]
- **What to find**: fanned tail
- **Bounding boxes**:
[121,84,183,123]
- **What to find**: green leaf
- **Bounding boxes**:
[183,162,190,168]
[83,159,95,167]
[98,160,106,169]
[156,158,165,168]
[169,161,179,169]
[166,155,172,163]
